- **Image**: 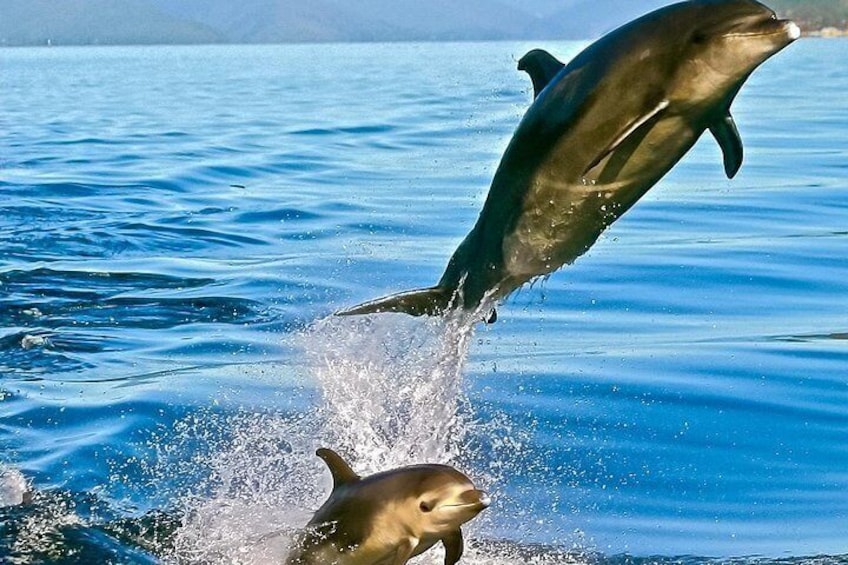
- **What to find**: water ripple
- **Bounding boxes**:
[1,40,847,562]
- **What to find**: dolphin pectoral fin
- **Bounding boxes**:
[442,530,464,565]
[316,448,360,489]
[335,286,453,318]
[392,537,418,565]
[710,112,743,178]
[582,99,670,176]
[517,49,565,98]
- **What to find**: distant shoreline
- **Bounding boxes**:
[0,26,848,48]
[807,27,848,37]
[2,29,847,48]
[4,0,847,49]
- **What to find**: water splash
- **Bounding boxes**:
[162,309,533,564]
[304,310,479,472]
[0,466,31,507]
[0,487,86,564]
[164,411,322,564]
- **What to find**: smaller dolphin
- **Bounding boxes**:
[286,448,490,565]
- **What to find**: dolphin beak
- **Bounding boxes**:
[453,489,491,510]
[784,21,801,41]
[751,17,801,43]
[729,16,800,45]
[471,490,491,509]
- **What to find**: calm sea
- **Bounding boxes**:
[1,40,846,564]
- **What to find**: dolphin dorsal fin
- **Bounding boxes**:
[709,111,743,178]
[316,448,360,489]
[517,49,565,98]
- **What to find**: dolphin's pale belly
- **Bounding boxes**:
[503,115,700,279]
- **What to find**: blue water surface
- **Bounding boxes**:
[1,40,847,563]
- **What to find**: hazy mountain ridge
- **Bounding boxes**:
[147,0,551,43]
[0,0,222,46]
[0,0,843,47]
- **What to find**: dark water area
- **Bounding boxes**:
[1,40,847,563]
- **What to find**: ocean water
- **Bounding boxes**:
[0,39,846,564]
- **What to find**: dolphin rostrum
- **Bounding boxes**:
[337,0,799,320]
[285,448,490,565]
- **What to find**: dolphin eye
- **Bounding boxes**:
[692,31,707,44]
[419,501,433,513]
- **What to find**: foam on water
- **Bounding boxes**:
[0,485,88,564]
[0,466,30,507]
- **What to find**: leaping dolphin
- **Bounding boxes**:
[285,448,490,565]
[337,0,799,320]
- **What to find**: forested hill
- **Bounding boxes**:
[770,0,848,31]
[0,0,845,47]
[0,0,222,46]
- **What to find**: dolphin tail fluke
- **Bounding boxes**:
[335,286,453,318]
